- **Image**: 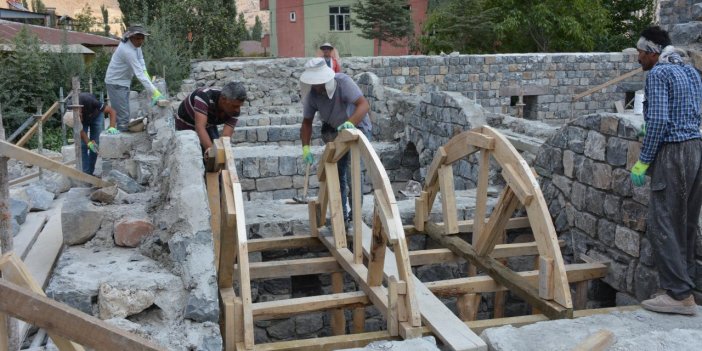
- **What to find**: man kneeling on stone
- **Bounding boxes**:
[175,82,247,155]
[299,57,372,227]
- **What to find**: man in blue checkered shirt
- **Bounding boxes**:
[632,26,702,315]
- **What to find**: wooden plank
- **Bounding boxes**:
[573,68,643,101]
[352,308,365,334]
[0,313,7,351]
[331,272,347,335]
[324,162,347,249]
[539,256,554,300]
[252,331,394,351]
[502,164,533,205]
[424,147,447,190]
[252,291,368,321]
[221,137,237,182]
[317,142,336,182]
[424,222,572,319]
[474,188,520,256]
[404,216,531,236]
[13,213,46,260]
[0,140,111,188]
[614,101,625,113]
[248,257,341,279]
[231,180,254,349]
[387,276,399,336]
[473,149,491,246]
[357,225,486,350]
[438,164,458,234]
[443,131,494,165]
[308,199,319,237]
[366,207,386,287]
[331,143,351,163]
[219,288,237,351]
[0,280,165,351]
[575,281,588,310]
[9,160,75,187]
[23,203,63,290]
[218,170,236,289]
[16,102,59,147]
[351,143,362,264]
[572,330,615,351]
[318,181,328,227]
[247,235,323,252]
[413,193,426,232]
[206,172,221,272]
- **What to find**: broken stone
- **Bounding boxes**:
[90,185,119,204]
[61,188,104,245]
[105,169,144,194]
[10,198,28,225]
[12,185,55,211]
[98,282,156,319]
[114,218,155,247]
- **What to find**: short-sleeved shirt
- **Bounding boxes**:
[176,88,239,130]
[79,93,105,123]
[303,73,371,131]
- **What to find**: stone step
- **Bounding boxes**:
[232,123,326,147]
[231,142,412,201]
[239,113,305,127]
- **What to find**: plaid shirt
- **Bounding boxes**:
[640,54,702,164]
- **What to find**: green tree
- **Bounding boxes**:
[141,12,190,93]
[487,0,610,52]
[118,0,164,27]
[350,0,414,55]
[238,12,250,41]
[251,15,263,41]
[420,0,498,54]
[597,0,655,51]
[31,0,45,13]
[74,4,98,33]
[100,5,111,36]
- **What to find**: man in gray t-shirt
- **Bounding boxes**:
[300,58,372,225]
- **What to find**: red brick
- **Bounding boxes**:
[114,219,154,247]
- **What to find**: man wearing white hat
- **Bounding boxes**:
[299,57,371,226]
[319,42,341,73]
[105,24,164,131]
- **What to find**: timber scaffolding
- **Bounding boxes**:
[207,126,613,351]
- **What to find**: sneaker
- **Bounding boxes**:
[641,293,698,316]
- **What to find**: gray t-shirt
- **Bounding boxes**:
[302,73,372,131]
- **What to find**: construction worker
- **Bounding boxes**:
[62,93,118,175]
[175,82,247,156]
[631,26,702,315]
[319,42,341,73]
[299,57,371,228]
[105,24,164,132]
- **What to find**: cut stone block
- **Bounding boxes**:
[99,133,149,159]
[61,188,104,245]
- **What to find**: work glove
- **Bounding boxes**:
[144,70,154,82]
[630,160,649,187]
[87,140,99,154]
[337,121,355,131]
[638,123,646,137]
[106,127,120,135]
[151,89,165,106]
[302,145,314,165]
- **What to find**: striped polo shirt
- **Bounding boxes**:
[176,88,239,130]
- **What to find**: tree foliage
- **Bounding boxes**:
[30,0,45,13]
[420,0,498,54]
[74,4,98,33]
[350,0,414,55]
[100,5,111,36]
[596,0,655,51]
[251,15,263,41]
[140,13,190,93]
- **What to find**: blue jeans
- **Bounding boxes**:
[81,114,103,175]
[338,128,371,222]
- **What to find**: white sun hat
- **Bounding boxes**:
[300,58,337,99]
[62,111,75,128]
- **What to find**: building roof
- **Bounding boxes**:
[0,19,118,47]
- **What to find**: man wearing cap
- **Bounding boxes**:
[631,25,702,315]
[299,57,371,226]
[319,43,341,73]
[62,92,118,175]
[105,24,163,132]
[176,82,248,156]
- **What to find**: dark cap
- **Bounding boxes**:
[125,24,150,38]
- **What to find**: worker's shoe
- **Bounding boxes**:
[641,293,698,315]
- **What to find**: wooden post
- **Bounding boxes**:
[330,272,346,335]
[71,77,83,173]
[60,87,67,146]
[0,104,19,351]
[36,105,43,180]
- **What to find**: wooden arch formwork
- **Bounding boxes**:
[208,127,608,351]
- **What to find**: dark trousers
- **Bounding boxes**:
[648,139,702,300]
[81,114,103,175]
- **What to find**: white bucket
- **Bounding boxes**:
[633,90,644,114]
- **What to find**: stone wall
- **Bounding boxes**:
[535,112,702,305]
[185,52,643,122]
[659,0,702,30]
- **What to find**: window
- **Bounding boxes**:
[329,6,350,31]
[290,11,296,22]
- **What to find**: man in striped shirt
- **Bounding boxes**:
[632,26,702,315]
[176,82,247,154]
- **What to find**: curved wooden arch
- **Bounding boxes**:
[414,125,573,319]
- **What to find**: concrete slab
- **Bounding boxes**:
[480,308,702,351]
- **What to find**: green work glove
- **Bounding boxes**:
[638,123,646,137]
[302,145,314,165]
[144,70,152,82]
[106,127,120,135]
[87,140,99,154]
[337,121,355,131]
[151,89,164,106]
[630,160,649,187]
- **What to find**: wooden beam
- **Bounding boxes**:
[438,164,458,234]
[0,280,165,351]
[330,272,347,335]
[572,330,615,351]
[502,164,533,206]
[252,331,395,351]
[424,222,572,319]
[443,131,494,165]
[247,257,342,279]
[404,216,531,236]
[0,140,111,187]
[219,288,239,351]
[252,291,369,321]
[324,162,347,249]
[9,160,75,186]
[16,102,59,147]
[218,170,236,289]
[573,68,643,101]
[247,236,323,252]
[206,172,221,272]
[474,188,521,256]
